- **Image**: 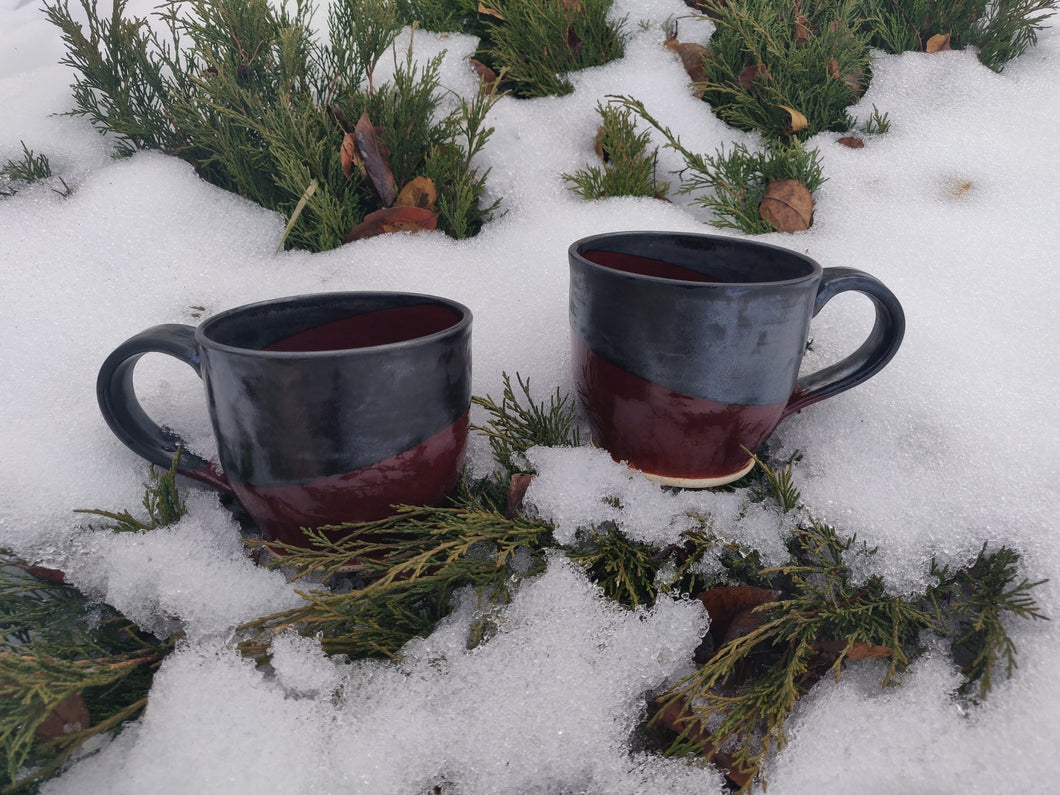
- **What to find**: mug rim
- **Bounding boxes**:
[196,291,472,357]
[569,230,823,287]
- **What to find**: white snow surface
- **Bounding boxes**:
[1,0,1059,792]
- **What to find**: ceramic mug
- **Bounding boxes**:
[569,231,905,487]
[97,292,472,547]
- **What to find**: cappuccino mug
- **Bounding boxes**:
[97,292,472,547]
[569,231,905,487]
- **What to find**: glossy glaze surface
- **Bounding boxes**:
[236,412,469,546]
[573,335,783,481]
[568,232,905,486]
[97,292,473,545]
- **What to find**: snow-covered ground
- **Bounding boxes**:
[2,0,1058,792]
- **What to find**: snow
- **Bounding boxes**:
[1,0,1059,791]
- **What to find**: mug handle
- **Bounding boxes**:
[783,267,905,416]
[96,324,234,495]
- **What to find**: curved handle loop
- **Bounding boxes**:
[784,267,905,416]
[96,324,233,495]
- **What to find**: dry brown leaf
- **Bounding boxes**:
[773,104,809,133]
[478,2,505,21]
[827,58,841,80]
[340,131,357,181]
[664,38,708,87]
[653,699,755,788]
[760,178,814,232]
[593,125,607,162]
[506,473,534,518]
[342,206,439,244]
[695,585,783,652]
[36,692,90,740]
[795,14,813,46]
[838,136,864,149]
[469,58,500,94]
[354,112,397,206]
[926,32,952,53]
[738,63,768,90]
[844,65,866,97]
[22,564,68,584]
[396,176,438,211]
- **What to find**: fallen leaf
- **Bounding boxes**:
[696,586,782,629]
[738,63,768,90]
[22,564,68,584]
[506,473,533,518]
[844,65,866,98]
[469,58,500,93]
[926,32,952,53]
[342,206,439,244]
[340,131,357,180]
[354,112,397,207]
[566,25,584,58]
[653,699,755,788]
[773,103,809,133]
[837,136,864,148]
[478,3,505,21]
[592,126,609,162]
[827,58,840,80]
[760,178,814,232]
[36,692,89,740]
[795,14,812,46]
[396,177,438,211]
[695,585,782,654]
[664,38,708,87]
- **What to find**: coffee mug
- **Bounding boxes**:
[97,292,472,547]
[569,231,905,487]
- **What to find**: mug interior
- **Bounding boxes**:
[201,293,468,353]
[575,232,817,284]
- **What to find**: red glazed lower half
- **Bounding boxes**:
[572,334,787,487]
[227,411,469,547]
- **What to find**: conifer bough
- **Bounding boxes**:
[45,0,500,252]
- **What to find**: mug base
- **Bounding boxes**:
[589,437,757,489]
[638,458,756,489]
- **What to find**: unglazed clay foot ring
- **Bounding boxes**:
[639,457,756,489]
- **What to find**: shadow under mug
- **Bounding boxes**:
[97,292,472,547]
[569,231,906,487]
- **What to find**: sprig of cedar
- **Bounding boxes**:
[572,456,1048,792]
[44,0,500,252]
[0,461,183,793]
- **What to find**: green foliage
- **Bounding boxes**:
[471,372,582,477]
[695,0,872,139]
[862,103,891,134]
[0,142,53,184]
[0,557,168,793]
[238,506,553,659]
[569,523,662,607]
[928,544,1049,700]
[857,0,1058,71]
[75,453,187,532]
[639,471,1045,791]
[393,0,475,32]
[44,0,499,251]
[563,102,669,200]
[469,0,627,98]
[613,95,825,234]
